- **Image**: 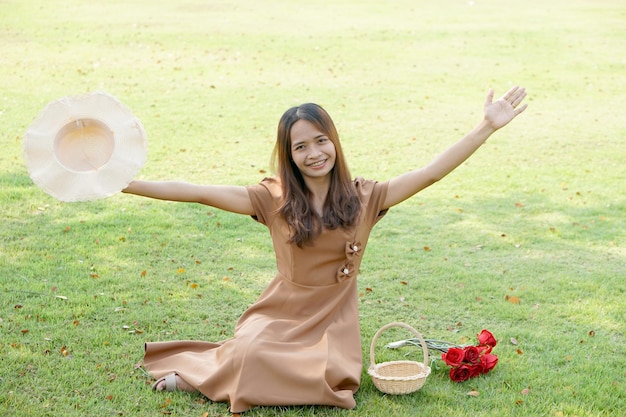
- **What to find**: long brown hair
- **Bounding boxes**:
[271,103,361,247]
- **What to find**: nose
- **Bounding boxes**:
[308,152,323,161]
[307,145,323,159]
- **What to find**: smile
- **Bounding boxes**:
[308,159,327,168]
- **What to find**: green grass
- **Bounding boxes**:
[1,0,625,416]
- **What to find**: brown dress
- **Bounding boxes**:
[143,177,389,413]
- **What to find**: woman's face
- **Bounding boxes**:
[289,119,336,181]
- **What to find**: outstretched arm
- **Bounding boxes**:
[122,181,255,215]
[383,86,528,209]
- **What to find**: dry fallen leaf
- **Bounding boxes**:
[521,388,531,395]
[506,295,521,304]
[510,337,518,345]
[467,390,480,397]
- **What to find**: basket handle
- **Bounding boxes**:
[369,322,429,369]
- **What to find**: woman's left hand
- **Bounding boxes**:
[484,86,528,130]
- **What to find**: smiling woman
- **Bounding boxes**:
[120,87,527,413]
[290,121,336,179]
[5,0,625,415]
[272,103,359,247]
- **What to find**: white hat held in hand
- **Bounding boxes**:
[23,92,148,202]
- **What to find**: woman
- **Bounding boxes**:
[123,86,527,413]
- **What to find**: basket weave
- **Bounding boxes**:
[368,322,431,395]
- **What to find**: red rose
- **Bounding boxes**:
[450,365,471,382]
[442,347,464,367]
[480,353,499,373]
[477,329,497,348]
[476,344,493,355]
[462,346,480,364]
[468,363,484,378]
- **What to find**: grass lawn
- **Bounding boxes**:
[1,0,625,416]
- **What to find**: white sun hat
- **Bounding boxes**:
[23,92,147,202]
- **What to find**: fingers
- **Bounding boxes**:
[514,103,528,116]
[510,88,527,108]
[502,85,521,101]
[503,86,527,108]
[486,85,529,123]
[488,85,527,109]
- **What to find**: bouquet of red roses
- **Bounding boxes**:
[441,330,498,382]
[386,328,499,383]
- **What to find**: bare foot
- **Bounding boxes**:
[154,374,197,392]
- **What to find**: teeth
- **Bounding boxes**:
[310,160,325,167]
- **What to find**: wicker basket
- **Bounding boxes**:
[368,322,431,395]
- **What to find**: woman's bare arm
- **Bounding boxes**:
[384,86,528,209]
[122,181,254,215]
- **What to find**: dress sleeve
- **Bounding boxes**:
[245,177,282,227]
[354,177,390,228]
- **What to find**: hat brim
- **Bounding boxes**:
[23,92,147,202]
